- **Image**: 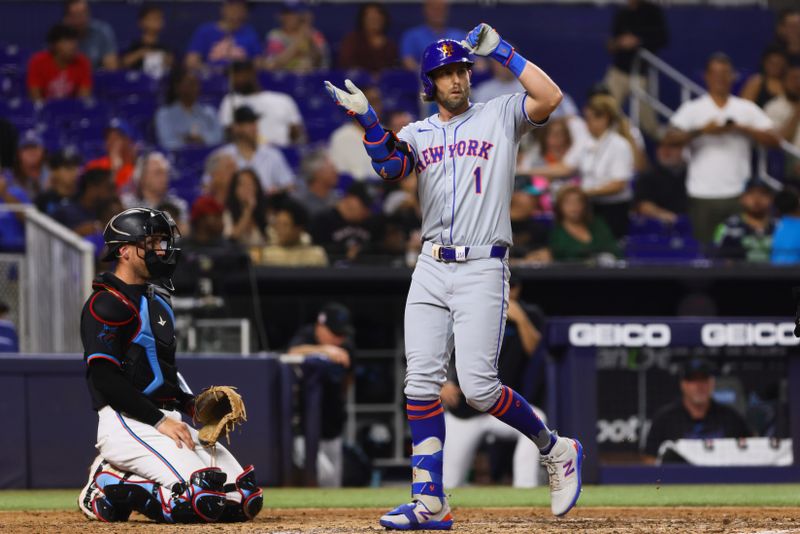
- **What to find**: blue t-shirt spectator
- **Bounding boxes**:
[156,103,223,151]
[0,183,31,252]
[0,318,19,352]
[187,22,261,67]
[400,25,464,67]
[771,216,800,264]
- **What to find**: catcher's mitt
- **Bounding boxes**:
[193,386,247,446]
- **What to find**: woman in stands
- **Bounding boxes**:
[337,2,399,73]
[549,185,619,263]
[740,45,787,108]
[223,168,268,248]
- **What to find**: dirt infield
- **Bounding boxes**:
[3,507,800,533]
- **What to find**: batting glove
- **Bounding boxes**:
[463,23,527,78]
[324,79,381,131]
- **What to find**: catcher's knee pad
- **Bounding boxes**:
[94,471,167,522]
[219,465,263,522]
[170,467,228,524]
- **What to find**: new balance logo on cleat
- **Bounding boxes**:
[541,436,584,517]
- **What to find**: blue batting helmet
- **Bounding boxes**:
[420,39,474,100]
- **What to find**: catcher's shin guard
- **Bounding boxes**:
[79,457,132,522]
[170,467,228,523]
[219,465,264,522]
[94,471,168,522]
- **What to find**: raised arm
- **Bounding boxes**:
[462,23,562,123]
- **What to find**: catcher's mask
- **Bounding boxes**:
[102,207,182,285]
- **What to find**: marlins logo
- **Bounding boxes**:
[440,42,454,57]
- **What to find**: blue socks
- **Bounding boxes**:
[489,385,556,454]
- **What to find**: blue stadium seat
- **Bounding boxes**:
[0,44,31,74]
[0,97,36,131]
[378,69,420,115]
[278,146,301,173]
[299,93,341,143]
[0,73,22,97]
[94,70,161,98]
[170,145,218,171]
[625,234,704,262]
[112,94,157,141]
[628,215,693,238]
[39,98,109,130]
[199,71,229,98]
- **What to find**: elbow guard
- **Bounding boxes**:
[363,129,415,181]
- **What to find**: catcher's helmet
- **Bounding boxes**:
[420,39,474,100]
[102,207,181,283]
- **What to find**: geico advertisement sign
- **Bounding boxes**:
[569,324,671,347]
[701,323,799,347]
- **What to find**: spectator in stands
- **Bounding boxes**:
[338,2,399,73]
[549,185,619,263]
[529,94,638,238]
[6,130,47,200]
[310,182,380,264]
[442,274,545,488]
[219,60,304,147]
[509,191,551,264]
[62,0,118,70]
[520,118,578,214]
[202,150,237,205]
[643,358,751,463]
[218,106,295,195]
[253,199,328,266]
[401,0,465,71]
[156,68,223,151]
[185,0,261,71]
[292,149,341,218]
[0,169,32,252]
[771,187,800,264]
[85,118,138,192]
[328,86,382,182]
[472,61,522,104]
[174,196,250,296]
[121,5,173,78]
[263,1,330,73]
[287,302,355,487]
[27,24,92,103]
[121,152,189,226]
[713,179,775,263]
[765,61,800,181]
[772,8,800,64]
[633,136,688,224]
[605,0,667,136]
[664,53,780,244]
[0,301,19,353]
[740,46,787,108]
[35,147,82,217]
[53,168,115,236]
[223,168,268,247]
[383,172,421,235]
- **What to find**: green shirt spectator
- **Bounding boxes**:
[549,184,620,262]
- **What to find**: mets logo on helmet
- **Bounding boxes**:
[440,43,454,57]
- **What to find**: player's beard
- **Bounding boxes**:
[438,86,470,113]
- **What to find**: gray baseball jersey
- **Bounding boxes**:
[398,92,539,247]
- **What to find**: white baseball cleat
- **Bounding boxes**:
[540,436,583,516]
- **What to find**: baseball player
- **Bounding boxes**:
[76,207,262,523]
[325,24,583,530]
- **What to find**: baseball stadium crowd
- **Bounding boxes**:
[2,0,800,273]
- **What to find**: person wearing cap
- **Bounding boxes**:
[35,148,82,216]
[642,358,751,463]
[287,302,355,486]
[309,182,381,264]
[218,59,304,147]
[217,106,295,195]
[185,0,261,71]
[664,53,780,244]
[121,152,189,228]
[85,119,139,191]
[712,178,776,262]
[155,68,223,151]
[632,136,688,225]
[5,130,48,200]
[27,23,92,103]
[263,1,330,73]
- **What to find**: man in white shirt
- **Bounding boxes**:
[665,53,779,244]
[219,60,305,147]
[218,106,295,195]
[764,62,800,180]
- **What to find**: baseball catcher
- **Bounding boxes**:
[77,207,262,523]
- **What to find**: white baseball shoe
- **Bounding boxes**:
[540,436,583,516]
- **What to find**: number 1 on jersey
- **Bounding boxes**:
[474,167,482,194]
